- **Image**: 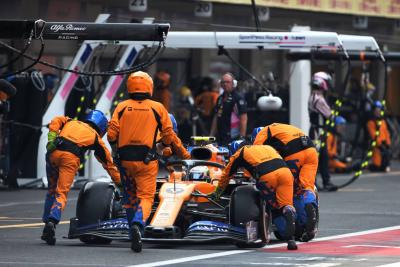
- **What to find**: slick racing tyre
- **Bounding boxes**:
[76,181,116,244]
[229,185,269,248]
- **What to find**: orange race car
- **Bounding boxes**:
[68,137,278,248]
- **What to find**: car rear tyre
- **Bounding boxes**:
[229,185,268,248]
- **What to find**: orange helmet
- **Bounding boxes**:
[126,71,154,96]
[154,71,170,88]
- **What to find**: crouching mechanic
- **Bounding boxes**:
[108,71,190,253]
[252,123,319,241]
[211,140,296,243]
[41,110,121,245]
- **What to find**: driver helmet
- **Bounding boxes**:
[189,166,210,182]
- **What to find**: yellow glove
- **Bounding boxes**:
[48,131,57,142]
[46,131,58,153]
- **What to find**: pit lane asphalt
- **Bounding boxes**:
[0,163,399,267]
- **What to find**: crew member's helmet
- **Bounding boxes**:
[84,110,108,137]
[251,127,264,143]
[169,113,178,134]
[228,139,246,156]
[126,71,154,96]
[311,72,333,91]
[334,116,346,125]
[373,100,383,109]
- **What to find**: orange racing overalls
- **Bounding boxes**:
[367,119,391,170]
[218,145,296,240]
[327,133,348,172]
[218,145,294,209]
[195,91,219,117]
[43,117,120,224]
[253,123,317,195]
[108,98,190,229]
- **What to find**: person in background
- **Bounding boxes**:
[308,71,338,192]
[367,100,391,172]
[153,71,171,111]
[327,116,351,173]
[175,85,195,144]
[210,73,247,145]
[195,77,219,133]
[41,110,121,246]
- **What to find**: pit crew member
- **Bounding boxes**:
[108,71,190,252]
[41,110,121,245]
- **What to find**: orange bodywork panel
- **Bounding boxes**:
[151,183,196,227]
[150,181,217,227]
[192,182,216,203]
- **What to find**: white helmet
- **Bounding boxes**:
[311,72,332,91]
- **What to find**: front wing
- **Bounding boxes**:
[67,218,259,244]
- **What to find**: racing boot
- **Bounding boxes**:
[130,224,142,253]
[282,206,297,250]
[41,220,56,245]
[300,203,317,242]
[323,182,338,192]
[282,206,296,239]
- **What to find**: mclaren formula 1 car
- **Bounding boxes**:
[67,137,316,248]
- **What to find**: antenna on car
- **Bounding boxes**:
[173,168,176,193]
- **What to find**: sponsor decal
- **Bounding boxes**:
[50,24,87,32]
[297,0,321,7]
[192,225,229,233]
[359,0,380,13]
[239,34,305,43]
[388,0,400,13]
[166,187,184,194]
[330,0,352,9]
[100,222,129,229]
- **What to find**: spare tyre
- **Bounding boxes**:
[76,181,116,244]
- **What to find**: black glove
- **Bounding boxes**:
[115,182,124,194]
[207,186,224,201]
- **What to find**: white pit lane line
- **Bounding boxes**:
[128,250,251,267]
[0,198,77,208]
[127,225,400,267]
[375,263,400,267]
